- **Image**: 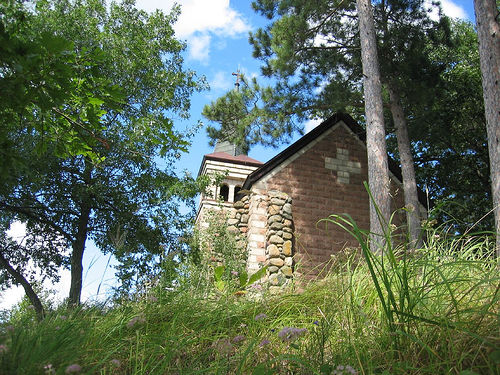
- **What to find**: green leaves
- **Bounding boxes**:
[211,264,268,294]
[0,0,207,302]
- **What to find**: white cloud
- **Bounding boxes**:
[304,118,323,133]
[189,34,212,62]
[135,0,251,62]
[210,71,234,91]
[426,0,468,20]
[440,0,468,19]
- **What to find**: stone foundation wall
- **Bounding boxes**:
[231,190,295,289]
[266,191,294,292]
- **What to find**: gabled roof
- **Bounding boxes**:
[197,151,263,177]
[242,112,428,208]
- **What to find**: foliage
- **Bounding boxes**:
[0,224,497,374]
[202,74,297,152]
[0,0,207,305]
[190,208,249,295]
[0,0,123,171]
[405,20,492,232]
[204,1,491,233]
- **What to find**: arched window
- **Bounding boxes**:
[234,185,242,201]
[219,184,229,202]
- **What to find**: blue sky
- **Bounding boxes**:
[0,0,475,309]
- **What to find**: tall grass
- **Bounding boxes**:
[0,218,498,374]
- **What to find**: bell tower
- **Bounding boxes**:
[196,146,262,227]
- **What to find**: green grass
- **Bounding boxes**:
[0,228,498,374]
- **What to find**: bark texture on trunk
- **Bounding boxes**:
[356,0,391,252]
[68,206,90,306]
[474,0,500,258]
[68,160,93,306]
[0,250,45,320]
[388,85,423,249]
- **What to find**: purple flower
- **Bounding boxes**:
[259,339,271,347]
[232,335,245,343]
[313,320,319,326]
[214,338,233,354]
[127,315,146,329]
[231,270,239,276]
[65,364,82,374]
[277,327,308,342]
[254,313,267,321]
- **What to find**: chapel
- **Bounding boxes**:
[196,112,426,288]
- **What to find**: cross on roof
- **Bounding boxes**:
[232,69,241,91]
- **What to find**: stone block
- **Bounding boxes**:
[281,266,293,277]
[253,220,266,228]
[282,240,292,256]
[240,214,249,223]
[256,255,267,263]
[268,215,282,224]
[338,177,349,184]
[249,233,266,243]
[269,222,284,230]
[268,266,279,273]
[233,201,245,209]
[269,234,284,244]
[270,197,286,205]
[268,205,281,215]
[284,257,293,266]
[267,244,280,258]
[283,232,293,240]
[269,258,284,267]
[282,203,292,215]
[227,218,239,226]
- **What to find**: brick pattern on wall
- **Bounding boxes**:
[325,148,362,184]
[246,189,268,273]
[259,123,405,277]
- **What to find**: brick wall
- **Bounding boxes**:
[254,122,406,277]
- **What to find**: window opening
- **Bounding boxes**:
[219,184,229,202]
[234,185,242,201]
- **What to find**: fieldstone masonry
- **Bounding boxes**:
[228,189,295,290]
[265,191,294,292]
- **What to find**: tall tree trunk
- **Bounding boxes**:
[388,85,423,249]
[68,205,90,306]
[356,0,391,252]
[68,160,93,306]
[474,0,500,258]
[0,250,44,321]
